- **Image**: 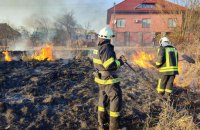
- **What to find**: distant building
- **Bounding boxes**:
[107,0,186,46]
[0,23,21,48]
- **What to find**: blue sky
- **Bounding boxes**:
[0,0,123,31]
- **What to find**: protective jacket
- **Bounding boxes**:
[156,45,178,75]
[93,39,123,130]
[93,39,123,85]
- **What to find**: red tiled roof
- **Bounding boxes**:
[113,0,185,11]
[143,0,157,3]
[107,0,186,24]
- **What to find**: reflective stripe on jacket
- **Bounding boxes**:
[156,45,179,75]
[93,40,121,84]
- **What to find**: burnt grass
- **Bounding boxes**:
[0,57,199,130]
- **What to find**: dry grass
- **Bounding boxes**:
[5,109,14,124]
[174,40,200,92]
[20,106,28,115]
[151,40,200,130]
[142,96,199,130]
[43,95,53,103]
[166,0,200,91]
[155,100,197,130]
[166,3,200,89]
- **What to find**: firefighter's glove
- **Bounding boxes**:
[118,55,127,66]
[120,55,127,62]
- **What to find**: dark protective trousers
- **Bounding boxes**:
[157,74,175,94]
[98,83,122,130]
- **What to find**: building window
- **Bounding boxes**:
[142,19,151,28]
[117,19,125,28]
[136,3,156,9]
[168,18,177,28]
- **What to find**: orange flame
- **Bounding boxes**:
[174,63,186,87]
[2,51,12,62]
[32,44,54,61]
[132,51,155,69]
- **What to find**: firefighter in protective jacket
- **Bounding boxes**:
[93,26,126,130]
[156,37,179,96]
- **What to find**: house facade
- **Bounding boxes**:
[0,23,21,50]
[107,0,186,46]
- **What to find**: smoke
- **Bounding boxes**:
[8,39,33,51]
[65,0,111,31]
[54,51,74,60]
[0,0,120,32]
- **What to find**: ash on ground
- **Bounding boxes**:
[0,57,199,130]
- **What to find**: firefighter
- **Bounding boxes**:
[155,37,179,96]
[93,26,126,130]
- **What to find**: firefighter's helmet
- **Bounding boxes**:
[159,37,170,45]
[98,26,115,39]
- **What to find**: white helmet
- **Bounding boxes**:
[159,37,170,45]
[98,26,115,39]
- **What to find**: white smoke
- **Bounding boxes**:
[0,0,123,31]
[8,40,33,51]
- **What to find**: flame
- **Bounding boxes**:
[132,51,155,69]
[131,50,196,89]
[174,62,191,87]
[32,44,54,61]
[2,51,12,62]
[174,63,182,86]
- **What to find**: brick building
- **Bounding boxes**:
[107,0,186,46]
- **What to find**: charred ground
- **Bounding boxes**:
[0,56,199,130]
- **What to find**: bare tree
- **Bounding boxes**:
[53,11,78,45]
[18,26,30,39]
[84,22,91,35]
[53,23,68,46]
[35,17,50,40]
[57,11,77,39]
[25,15,51,46]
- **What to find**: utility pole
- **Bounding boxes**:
[113,2,116,44]
[113,2,116,33]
